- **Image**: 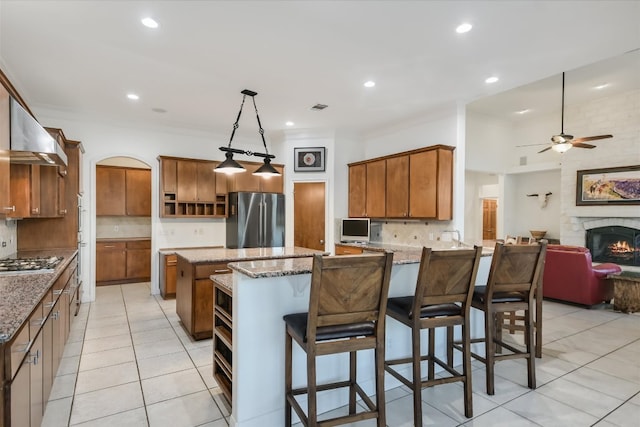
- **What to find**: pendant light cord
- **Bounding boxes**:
[226,94,247,148]
[561,72,565,134]
[250,95,269,155]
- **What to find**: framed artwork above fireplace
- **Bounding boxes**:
[576,165,640,206]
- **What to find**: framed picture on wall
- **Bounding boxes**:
[576,165,640,205]
[294,147,326,172]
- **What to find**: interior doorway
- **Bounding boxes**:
[482,198,497,240]
[293,182,326,251]
[95,156,152,286]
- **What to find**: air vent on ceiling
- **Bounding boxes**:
[311,103,328,111]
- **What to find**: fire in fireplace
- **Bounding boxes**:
[586,226,640,267]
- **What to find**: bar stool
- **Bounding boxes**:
[284,252,393,427]
[452,241,547,395]
[384,246,482,426]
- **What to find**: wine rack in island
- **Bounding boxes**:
[212,274,233,403]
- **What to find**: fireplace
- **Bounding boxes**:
[586,226,640,267]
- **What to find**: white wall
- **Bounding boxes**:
[466,111,512,173]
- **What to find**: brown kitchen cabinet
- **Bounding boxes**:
[385,155,409,217]
[8,163,63,219]
[334,244,364,255]
[159,156,227,218]
[2,255,78,427]
[96,165,151,216]
[347,160,385,218]
[96,239,151,285]
[225,160,285,193]
[0,83,10,218]
[176,257,233,340]
[159,253,178,299]
[348,145,454,220]
[17,133,84,251]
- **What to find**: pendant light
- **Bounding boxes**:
[215,89,280,176]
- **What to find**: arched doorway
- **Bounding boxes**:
[95,157,152,287]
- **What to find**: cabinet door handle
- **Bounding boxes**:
[32,207,40,214]
[53,290,63,296]
[103,245,115,248]
[60,209,67,214]
[214,269,230,274]
[3,206,15,212]
[13,340,32,354]
[31,317,46,327]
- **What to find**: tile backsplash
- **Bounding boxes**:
[96,216,151,239]
[0,220,17,258]
[336,219,458,247]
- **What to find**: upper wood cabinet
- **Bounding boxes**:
[158,156,283,218]
[0,84,10,218]
[348,145,454,220]
[226,161,284,193]
[8,164,63,219]
[159,156,227,218]
[96,165,151,216]
[347,159,386,218]
[348,164,366,217]
[126,168,152,216]
[386,155,409,217]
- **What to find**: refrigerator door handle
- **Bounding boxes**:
[259,199,264,247]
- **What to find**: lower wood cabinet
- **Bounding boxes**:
[334,244,364,255]
[159,253,177,299]
[176,257,233,340]
[96,239,151,285]
[2,255,78,427]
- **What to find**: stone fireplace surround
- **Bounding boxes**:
[567,217,640,272]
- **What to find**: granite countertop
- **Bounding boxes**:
[338,241,494,257]
[0,249,78,343]
[96,237,151,242]
[158,246,223,255]
[228,243,493,279]
[211,273,233,292]
[175,246,328,264]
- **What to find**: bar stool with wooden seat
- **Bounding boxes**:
[384,246,483,426]
[452,241,547,395]
[283,252,394,427]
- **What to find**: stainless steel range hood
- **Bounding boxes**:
[9,97,67,167]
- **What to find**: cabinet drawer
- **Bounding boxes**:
[29,302,45,338]
[127,240,151,249]
[195,262,231,279]
[96,241,126,251]
[9,324,30,379]
[335,245,364,255]
[166,254,177,266]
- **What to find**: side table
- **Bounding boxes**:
[609,271,640,314]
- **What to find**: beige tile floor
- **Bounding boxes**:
[41,282,640,426]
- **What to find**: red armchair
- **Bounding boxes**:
[542,245,622,306]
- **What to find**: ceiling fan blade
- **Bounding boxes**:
[572,143,596,149]
[538,146,552,153]
[516,143,548,147]
[571,134,613,143]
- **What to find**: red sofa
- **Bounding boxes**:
[542,245,622,306]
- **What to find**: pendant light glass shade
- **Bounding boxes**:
[253,158,279,177]
[215,152,246,174]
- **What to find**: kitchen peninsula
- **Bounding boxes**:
[218,244,492,427]
[174,246,327,340]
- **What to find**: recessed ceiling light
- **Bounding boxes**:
[516,109,530,115]
[456,23,472,34]
[141,17,159,29]
[594,83,609,90]
[127,93,140,100]
[364,80,376,88]
[485,76,499,84]
[285,121,294,127]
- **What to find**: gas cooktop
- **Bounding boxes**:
[0,256,64,274]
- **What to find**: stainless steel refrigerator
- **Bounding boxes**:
[226,192,285,248]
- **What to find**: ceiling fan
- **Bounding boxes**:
[521,72,613,153]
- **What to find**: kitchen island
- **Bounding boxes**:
[174,246,327,340]
[219,245,492,427]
